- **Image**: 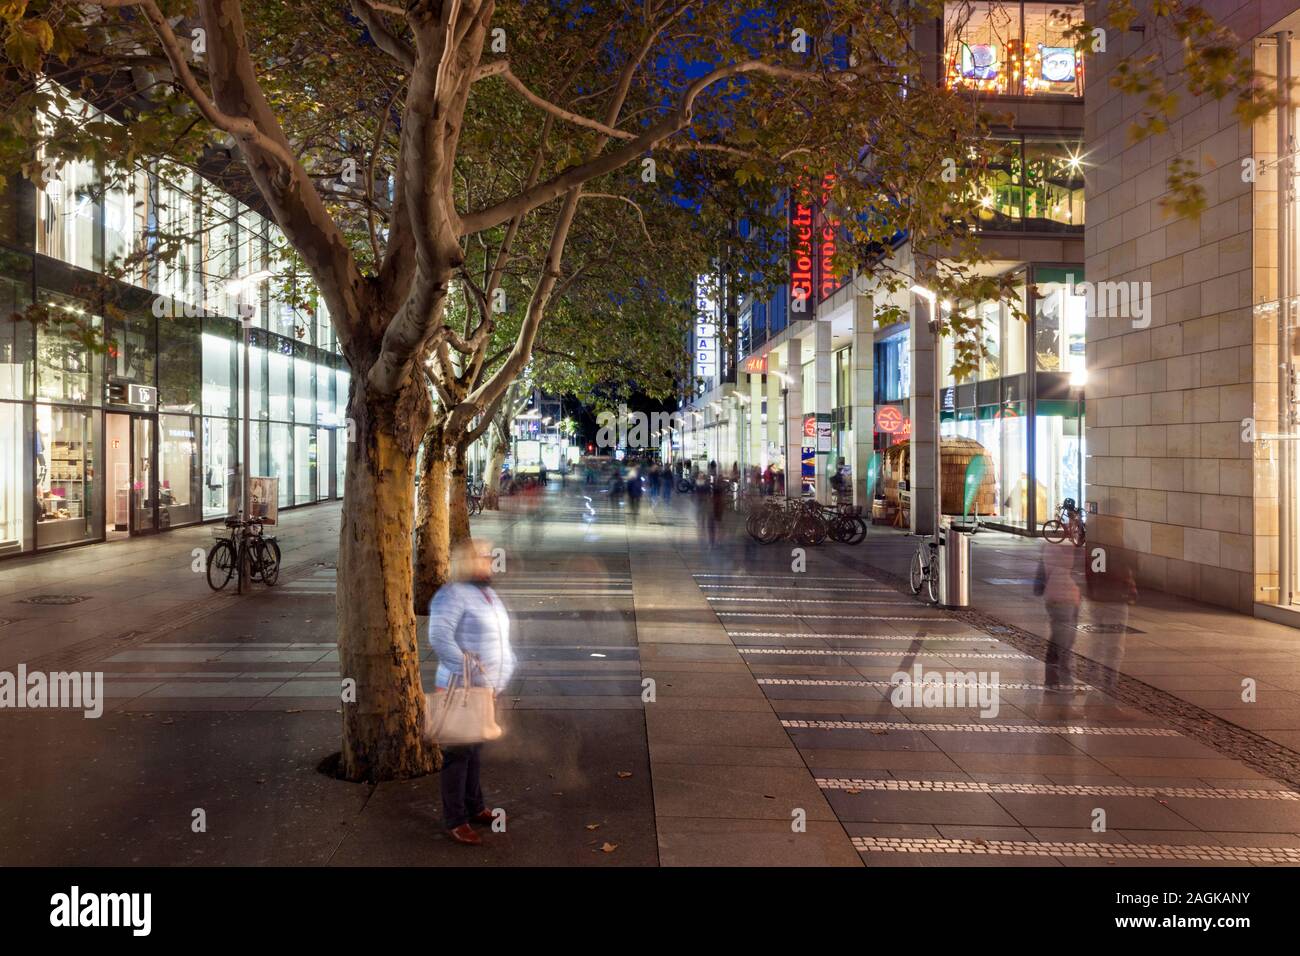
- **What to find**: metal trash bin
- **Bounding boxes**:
[941,527,971,608]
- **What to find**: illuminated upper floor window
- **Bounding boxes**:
[965,135,1085,233]
[943,2,1084,98]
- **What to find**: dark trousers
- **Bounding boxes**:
[440,744,485,829]
[1044,602,1080,687]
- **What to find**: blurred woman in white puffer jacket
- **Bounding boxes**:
[427,539,516,845]
[1034,539,1081,691]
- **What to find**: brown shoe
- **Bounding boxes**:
[470,809,497,826]
[446,823,482,846]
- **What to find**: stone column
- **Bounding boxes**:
[814,317,833,503]
[909,292,937,534]
[852,293,875,508]
[765,364,781,467]
[785,337,804,497]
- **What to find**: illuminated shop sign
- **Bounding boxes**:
[789,184,815,314]
[693,277,717,392]
[789,173,845,311]
[743,355,768,374]
[817,173,843,301]
[875,406,912,437]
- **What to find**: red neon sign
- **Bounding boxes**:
[875,407,903,433]
[789,181,815,311]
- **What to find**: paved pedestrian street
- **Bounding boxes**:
[3,485,1300,869]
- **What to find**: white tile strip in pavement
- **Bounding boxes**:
[706,597,916,605]
[741,647,1032,659]
[852,836,1300,863]
[718,613,949,621]
[698,584,895,593]
[692,573,868,582]
[144,643,337,649]
[731,631,994,642]
[496,589,634,596]
[818,777,1300,801]
[783,719,1181,737]
[758,677,1091,691]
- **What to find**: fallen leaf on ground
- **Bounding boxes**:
[600,842,618,853]
[616,771,632,778]
[585,823,600,830]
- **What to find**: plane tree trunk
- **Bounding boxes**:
[449,441,471,548]
[413,422,451,616]
[484,436,507,510]
[336,368,438,782]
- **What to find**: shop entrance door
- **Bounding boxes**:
[105,412,157,537]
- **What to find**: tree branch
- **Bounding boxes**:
[474,61,637,140]
[460,57,884,236]
[351,0,415,71]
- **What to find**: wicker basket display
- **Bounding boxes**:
[880,436,997,516]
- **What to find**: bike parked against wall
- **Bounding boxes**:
[1042,498,1086,547]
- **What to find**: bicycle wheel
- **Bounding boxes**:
[810,511,830,545]
[828,515,852,543]
[256,538,281,586]
[1070,520,1086,548]
[848,516,869,545]
[746,511,765,542]
[793,515,822,547]
[909,548,924,595]
[925,559,940,604]
[755,513,782,544]
[1042,519,1066,544]
[206,540,236,591]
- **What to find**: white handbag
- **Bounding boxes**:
[422,651,503,746]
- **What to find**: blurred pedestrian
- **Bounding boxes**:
[426,539,517,846]
[608,466,625,513]
[1084,548,1137,698]
[707,471,726,546]
[626,466,643,523]
[1034,538,1082,692]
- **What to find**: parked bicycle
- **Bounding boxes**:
[466,479,484,516]
[745,496,867,546]
[207,512,281,592]
[1042,497,1086,547]
[908,535,940,604]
